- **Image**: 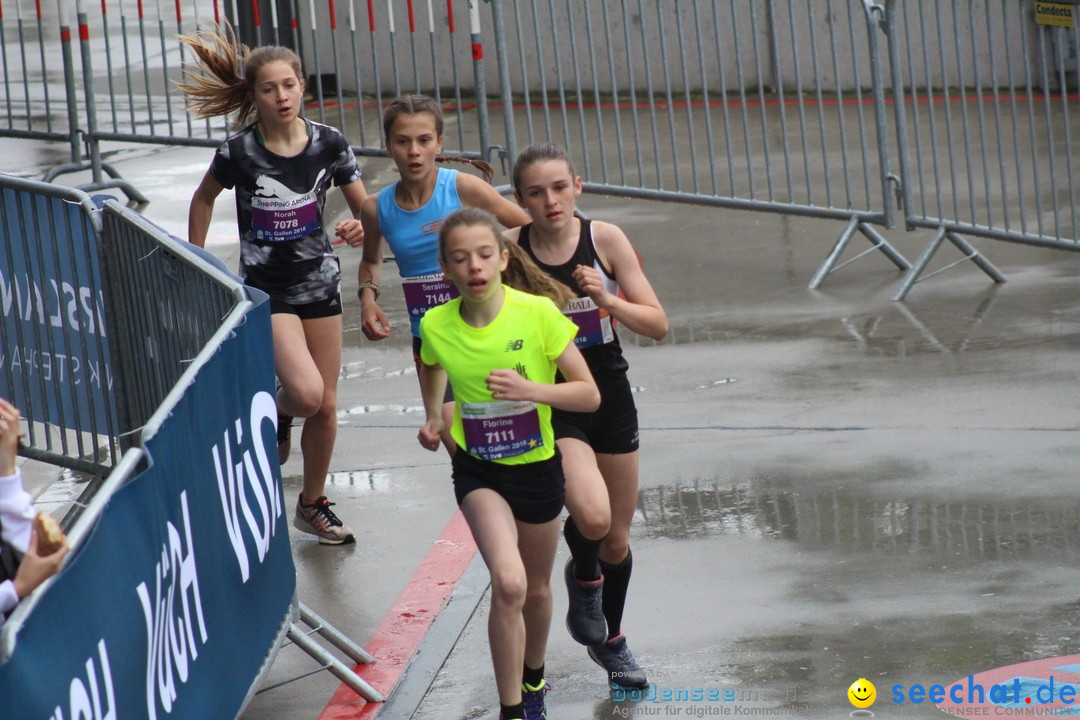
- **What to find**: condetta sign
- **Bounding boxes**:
[1035,1,1076,27]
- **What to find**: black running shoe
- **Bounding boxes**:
[588,633,649,689]
[564,558,607,646]
[522,679,549,720]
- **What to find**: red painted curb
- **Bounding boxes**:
[317,510,477,720]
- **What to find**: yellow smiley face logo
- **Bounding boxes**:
[848,678,876,709]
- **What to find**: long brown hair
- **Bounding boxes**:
[177,22,303,128]
[438,208,575,309]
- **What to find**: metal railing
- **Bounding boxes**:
[3,1,1080,297]
[487,0,913,285]
[883,0,1080,299]
[0,176,119,477]
[0,178,381,710]
[99,204,245,435]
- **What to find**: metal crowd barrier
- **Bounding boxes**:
[0,177,381,712]
[3,1,1080,298]
[0,176,119,482]
[882,0,1080,299]
[487,0,913,286]
[2,0,493,166]
[99,205,244,435]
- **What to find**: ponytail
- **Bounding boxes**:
[503,243,576,310]
[177,22,304,128]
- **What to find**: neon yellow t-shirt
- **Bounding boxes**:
[419,285,578,465]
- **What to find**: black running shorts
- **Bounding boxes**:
[451,448,565,524]
[269,293,343,319]
[553,371,639,454]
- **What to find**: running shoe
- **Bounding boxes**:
[277,412,293,465]
[522,679,549,720]
[588,633,649,689]
[564,558,607,646]
[293,494,356,545]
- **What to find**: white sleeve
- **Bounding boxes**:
[0,470,34,553]
[0,578,18,621]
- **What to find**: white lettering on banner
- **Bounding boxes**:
[135,492,208,720]
[213,390,280,583]
[0,267,107,338]
[0,346,112,392]
[48,640,116,720]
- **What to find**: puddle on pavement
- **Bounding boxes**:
[621,293,1080,358]
[637,478,1080,561]
[340,403,423,417]
[633,477,1080,716]
[324,468,394,492]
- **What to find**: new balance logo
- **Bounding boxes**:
[505,339,524,352]
[514,362,528,379]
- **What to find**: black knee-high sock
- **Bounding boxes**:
[564,516,602,582]
[599,548,633,639]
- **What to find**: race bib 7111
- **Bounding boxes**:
[461,400,543,461]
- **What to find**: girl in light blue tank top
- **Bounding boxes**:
[375,166,463,337]
[358,96,529,345]
[356,95,531,455]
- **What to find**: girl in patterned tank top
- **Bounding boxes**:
[180,24,368,545]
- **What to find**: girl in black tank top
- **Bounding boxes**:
[517,219,628,376]
[507,143,668,694]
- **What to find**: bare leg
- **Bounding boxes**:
[517,514,560,670]
[597,451,639,565]
[460,489,528,706]
[559,437,611,542]
[272,312,342,501]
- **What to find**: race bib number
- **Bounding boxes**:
[251,192,320,242]
[403,273,460,319]
[564,296,614,349]
[461,401,543,461]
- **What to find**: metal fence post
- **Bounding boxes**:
[59,0,83,166]
[42,0,148,203]
[487,0,517,168]
[468,0,492,162]
[861,0,896,231]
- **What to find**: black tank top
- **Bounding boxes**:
[517,219,629,377]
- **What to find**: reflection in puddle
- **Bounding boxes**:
[638,479,1080,560]
[621,288,1080,357]
[340,404,424,416]
[325,469,393,493]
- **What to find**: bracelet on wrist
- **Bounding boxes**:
[357,282,380,302]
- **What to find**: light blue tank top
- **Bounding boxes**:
[377,167,462,336]
[378,167,462,277]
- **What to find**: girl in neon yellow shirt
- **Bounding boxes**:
[417,208,599,720]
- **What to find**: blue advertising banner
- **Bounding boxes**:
[0,187,117,435]
[0,295,295,718]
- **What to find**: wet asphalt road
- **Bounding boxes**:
[5,140,1080,720]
